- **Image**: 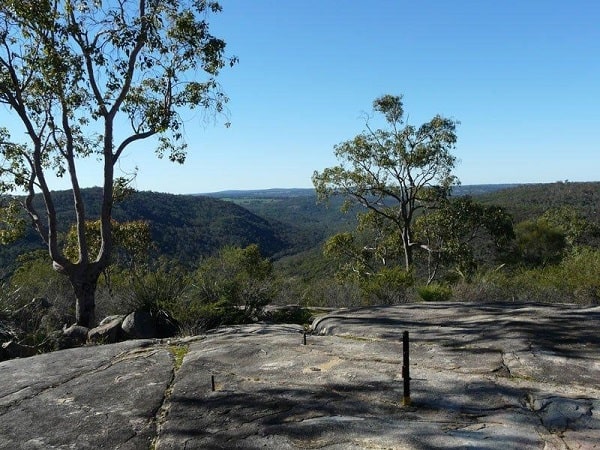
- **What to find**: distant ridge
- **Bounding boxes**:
[4,182,597,275]
[201,188,315,198]
[0,188,305,271]
[201,184,522,199]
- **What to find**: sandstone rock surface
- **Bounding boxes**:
[1,302,599,449]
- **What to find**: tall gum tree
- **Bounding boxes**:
[0,0,236,327]
[313,94,459,273]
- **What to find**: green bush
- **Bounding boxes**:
[160,244,279,334]
[417,283,453,302]
[296,278,363,308]
[267,306,313,325]
[128,264,191,315]
[449,248,600,305]
[514,219,566,267]
[360,266,413,305]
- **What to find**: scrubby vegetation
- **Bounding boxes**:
[1,181,600,354]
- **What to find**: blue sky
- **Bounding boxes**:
[7,0,600,194]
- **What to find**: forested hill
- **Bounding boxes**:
[2,182,599,274]
[202,184,518,235]
[0,189,307,271]
[113,191,305,262]
[477,181,600,223]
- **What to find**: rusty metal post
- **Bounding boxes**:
[402,330,411,406]
[303,331,307,345]
[211,375,215,392]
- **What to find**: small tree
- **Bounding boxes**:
[191,244,276,328]
[0,1,235,327]
[514,219,566,267]
[414,197,515,282]
[313,94,459,272]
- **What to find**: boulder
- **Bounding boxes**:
[122,310,178,339]
[99,315,125,326]
[88,317,125,344]
[59,324,90,349]
[122,311,157,339]
[1,340,37,359]
[2,305,600,449]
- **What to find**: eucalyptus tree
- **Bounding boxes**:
[313,94,459,273]
[414,197,515,282]
[0,0,236,327]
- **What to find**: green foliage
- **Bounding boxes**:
[540,206,596,247]
[192,244,275,320]
[9,251,74,312]
[417,284,453,302]
[0,188,298,273]
[267,306,313,326]
[0,0,236,327]
[296,278,363,308]
[116,190,294,264]
[323,232,369,279]
[478,182,600,228]
[313,94,459,272]
[139,244,278,333]
[128,263,191,316]
[359,266,414,305]
[514,219,566,267]
[451,247,600,305]
[541,247,600,303]
[169,345,189,371]
[2,251,74,346]
[3,181,600,340]
[414,197,515,280]
[0,198,25,245]
[63,219,152,267]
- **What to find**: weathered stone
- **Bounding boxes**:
[99,315,125,326]
[60,324,89,349]
[1,340,37,359]
[121,311,157,339]
[1,303,599,449]
[122,310,178,339]
[0,339,170,449]
[88,317,124,344]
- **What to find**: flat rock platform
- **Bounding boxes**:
[1,302,599,449]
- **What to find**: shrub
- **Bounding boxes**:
[449,276,509,303]
[298,278,363,308]
[514,219,566,267]
[170,245,278,334]
[267,306,314,325]
[128,264,191,315]
[449,248,600,305]
[360,266,413,305]
[417,283,453,302]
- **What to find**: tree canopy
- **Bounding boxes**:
[414,196,515,281]
[0,0,235,326]
[313,94,459,272]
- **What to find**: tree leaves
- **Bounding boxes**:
[313,94,459,271]
[0,1,235,325]
[0,198,25,245]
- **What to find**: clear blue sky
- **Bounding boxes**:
[9,0,600,194]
